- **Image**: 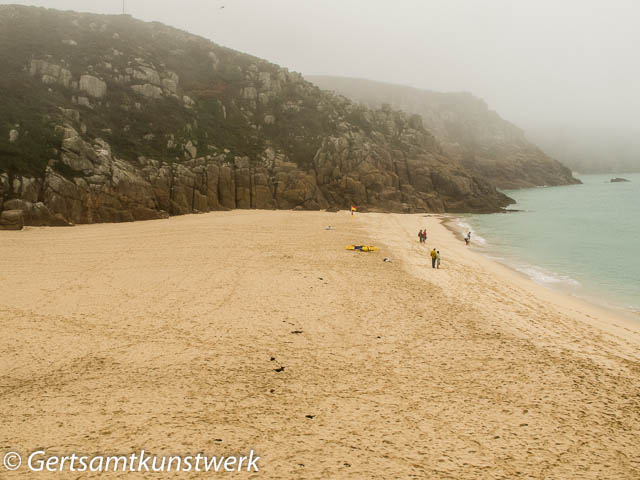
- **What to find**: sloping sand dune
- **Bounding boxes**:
[1,211,639,478]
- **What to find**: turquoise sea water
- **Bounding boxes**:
[458,173,640,314]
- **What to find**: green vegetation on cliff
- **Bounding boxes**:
[0,5,513,226]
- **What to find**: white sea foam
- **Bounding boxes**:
[454,217,580,290]
[512,263,581,288]
[454,219,487,246]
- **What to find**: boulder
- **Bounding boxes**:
[203,164,219,210]
[182,95,195,107]
[133,66,161,85]
[253,184,275,209]
[169,164,195,214]
[218,165,235,209]
[129,207,167,221]
[252,170,275,209]
[0,209,24,230]
[242,87,257,100]
[235,167,251,209]
[30,59,72,88]
[184,141,197,159]
[6,199,72,226]
[162,78,178,94]
[131,83,163,99]
[79,75,107,98]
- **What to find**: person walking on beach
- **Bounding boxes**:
[418,229,424,243]
[423,229,428,242]
[464,231,471,245]
[430,248,437,268]
[436,250,441,269]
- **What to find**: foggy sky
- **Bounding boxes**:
[3,0,639,165]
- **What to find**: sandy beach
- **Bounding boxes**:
[1,210,639,479]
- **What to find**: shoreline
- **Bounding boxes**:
[441,214,640,326]
[358,211,640,356]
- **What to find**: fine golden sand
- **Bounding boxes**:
[1,211,639,479]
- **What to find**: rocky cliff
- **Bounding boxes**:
[308,76,580,190]
[0,6,513,227]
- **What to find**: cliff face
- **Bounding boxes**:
[308,76,581,190]
[0,6,512,227]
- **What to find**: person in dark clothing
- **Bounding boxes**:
[418,229,424,243]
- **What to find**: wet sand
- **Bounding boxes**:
[1,210,639,478]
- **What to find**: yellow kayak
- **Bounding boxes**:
[346,245,379,252]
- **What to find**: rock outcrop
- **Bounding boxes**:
[308,76,581,190]
[0,6,513,227]
[0,209,24,230]
[79,75,107,98]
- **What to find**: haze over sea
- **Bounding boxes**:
[460,173,640,315]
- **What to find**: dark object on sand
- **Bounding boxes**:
[305,415,315,419]
[274,366,285,372]
[610,177,630,183]
[291,330,303,334]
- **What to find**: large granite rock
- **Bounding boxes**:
[2,199,70,226]
[79,75,107,98]
[131,83,163,99]
[0,209,24,230]
[30,59,72,88]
